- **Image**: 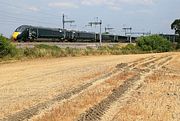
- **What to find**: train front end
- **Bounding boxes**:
[12,32,21,41]
[12,25,29,41]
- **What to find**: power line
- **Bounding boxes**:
[0,9,60,22]
[0,9,59,24]
[0,14,59,26]
[0,7,60,22]
[0,21,23,24]
[0,2,62,28]
[0,17,60,28]
[0,12,59,24]
[0,1,58,17]
[0,19,42,26]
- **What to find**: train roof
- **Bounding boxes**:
[16,25,62,31]
[15,25,135,37]
[16,25,97,33]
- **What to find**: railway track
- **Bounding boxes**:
[0,54,174,121]
[14,42,129,48]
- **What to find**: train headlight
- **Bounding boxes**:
[12,32,21,40]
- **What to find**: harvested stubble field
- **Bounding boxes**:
[0,52,179,121]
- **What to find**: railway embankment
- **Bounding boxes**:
[0,34,176,63]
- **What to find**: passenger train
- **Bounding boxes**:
[12,25,136,43]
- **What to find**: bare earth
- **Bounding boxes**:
[0,52,179,121]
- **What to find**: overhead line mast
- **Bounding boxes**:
[122,27,132,43]
[123,27,151,43]
[89,18,102,46]
[105,27,114,33]
[62,14,75,29]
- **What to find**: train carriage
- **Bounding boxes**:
[74,31,96,42]
[13,25,65,42]
[12,25,136,43]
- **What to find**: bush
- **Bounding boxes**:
[84,47,94,55]
[0,34,175,62]
[65,47,81,56]
[176,37,180,49]
[109,45,122,55]
[97,45,111,55]
[121,44,142,54]
[33,44,66,57]
[136,35,173,52]
[0,34,17,58]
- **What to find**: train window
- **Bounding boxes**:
[15,26,27,32]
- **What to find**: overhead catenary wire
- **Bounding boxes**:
[0,18,59,26]
[0,1,62,27]
[0,12,60,25]
[0,1,59,17]
[0,1,80,36]
[0,9,61,22]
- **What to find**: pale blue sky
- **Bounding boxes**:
[0,0,179,37]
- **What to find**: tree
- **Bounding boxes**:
[171,19,180,49]
[171,19,180,35]
[136,35,172,52]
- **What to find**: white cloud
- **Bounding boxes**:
[109,6,122,11]
[48,2,79,9]
[81,0,106,6]
[80,0,122,11]
[80,0,155,10]
[124,0,155,5]
[27,6,40,12]
[106,1,122,11]
[81,0,156,6]
[48,0,156,11]
[127,9,153,15]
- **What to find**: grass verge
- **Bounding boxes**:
[0,34,176,62]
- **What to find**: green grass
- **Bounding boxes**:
[0,43,134,62]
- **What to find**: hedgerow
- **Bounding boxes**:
[0,34,175,62]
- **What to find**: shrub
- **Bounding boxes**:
[97,45,111,55]
[65,47,81,56]
[33,44,64,57]
[121,44,142,54]
[176,37,180,49]
[137,35,173,52]
[0,34,17,58]
[122,44,136,50]
[23,48,36,57]
[109,45,122,55]
[0,34,175,62]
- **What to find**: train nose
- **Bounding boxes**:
[12,32,20,41]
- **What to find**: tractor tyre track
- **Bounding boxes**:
[76,56,173,121]
[1,60,131,121]
[0,55,171,121]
